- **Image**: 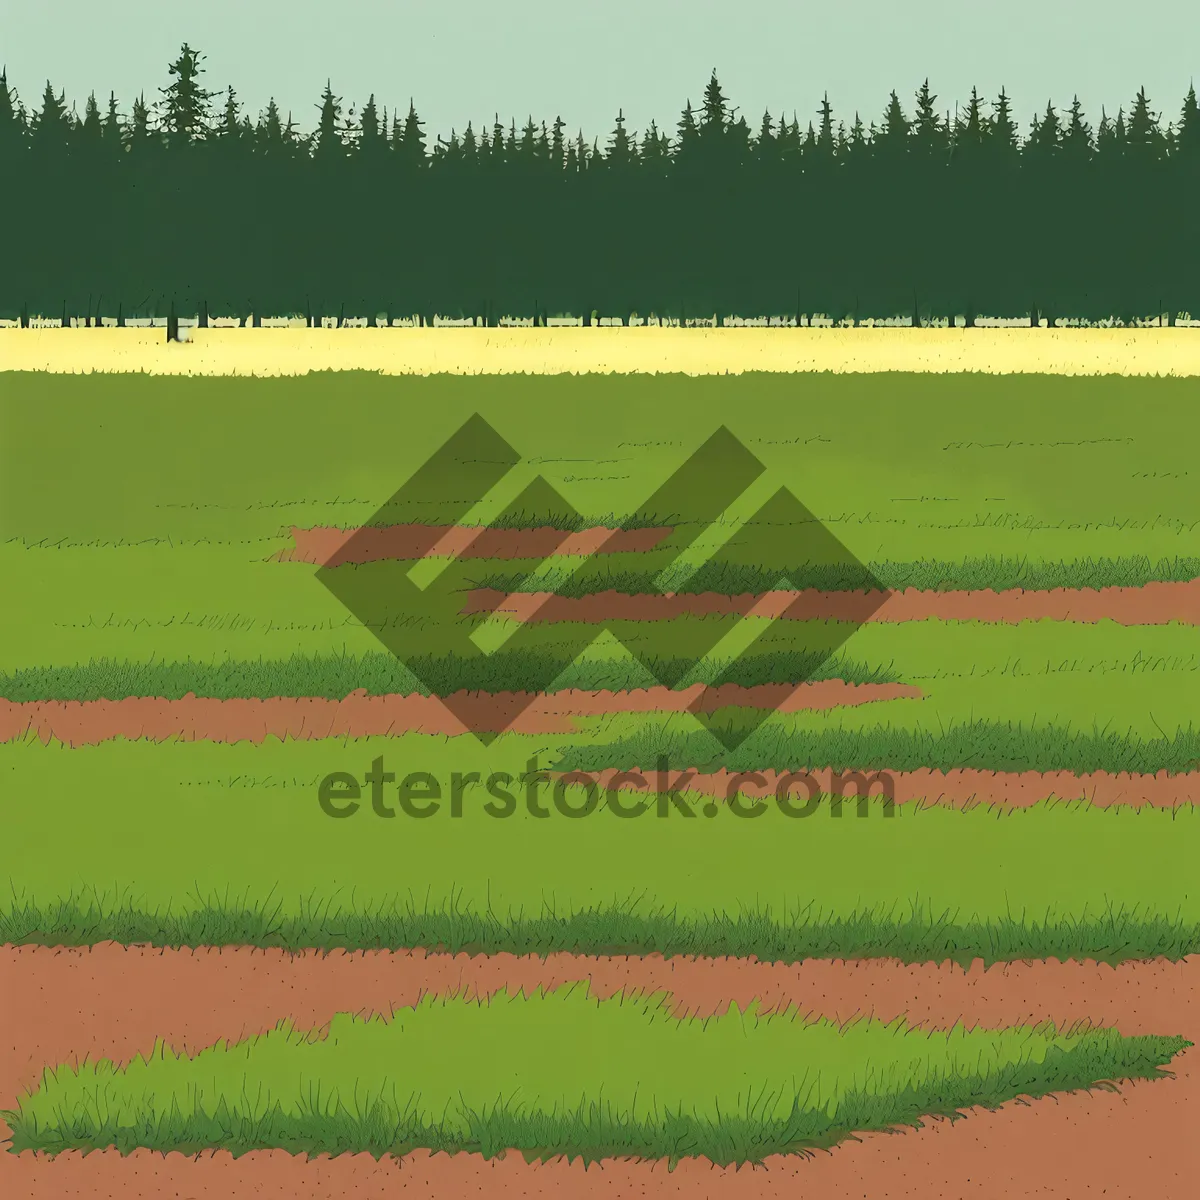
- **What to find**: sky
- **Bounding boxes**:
[2,1,1197,143]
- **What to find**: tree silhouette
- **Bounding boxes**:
[2,52,1197,324]
[606,109,634,169]
[159,44,216,147]
[313,81,344,160]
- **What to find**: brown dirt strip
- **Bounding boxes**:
[0,681,914,746]
[580,766,1200,809]
[284,523,671,565]
[1,947,1195,1198]
[466,578,1200,626]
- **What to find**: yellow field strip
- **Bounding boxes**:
[2,327,1199,377]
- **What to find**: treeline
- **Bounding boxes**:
[1,45,1198,321]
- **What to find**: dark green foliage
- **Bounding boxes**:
[1,47,1197,318]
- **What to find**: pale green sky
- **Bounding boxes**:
[2,1,1196,142]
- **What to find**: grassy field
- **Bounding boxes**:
[4,736,1199,961]
[5,984,1187,1163]
[3,361,1198,1167]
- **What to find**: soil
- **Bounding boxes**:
[465,578,1200,626]
[0,681,912,746]
[578,765,1200,809]
[1,946,1196,1198]
[284,523,671,566]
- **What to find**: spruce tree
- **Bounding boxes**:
[606,108,634,168]
[912,78,945,157]
[0,69,26,155]
[877,90,909,159]
[102,92,122,152]
[675,99,699,161]
[30,81,70,153]
[700,70,729,130]
[550,115,566,170]
[462,121,479,166]
[1061,96,1092,164]
[987,87,1019,162]
[399,100,427,168]
[313,81,344,160]
[1178,82,1199,162]
[159,43,216,147]
[1026,100,1060,162]
[815,93,836,161]
[1125,87,1160,160]
[358,94,385,157]
[80,92,103,144]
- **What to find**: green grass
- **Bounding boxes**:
[4,373,1200,564]
[4,737,1199,958]
[553,715,1200,775]
[6,892,1200,965]
[471,554,1200,596]
[0,648,900,702]
[5,985,1188,1164]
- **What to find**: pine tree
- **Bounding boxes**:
[1178,82,1199,162]
[954,87,987,160]
[505,118,517,160]
[700,70,729,131]
[755,110,775,166]
[640,118,670,172]
[550,115,566,170]
[358,94,385,157]
[849,112,867,157]
[102,92,122,152]
[215,86,241,142]
[675,99,699,160]
[129,92,156,151]
[606,108,634,168]
[877,90,909,158]
[1125,86,1160,160]
[80,91,103,145]
[490,115,506,167]
[0,69,27,155]
[257,98,284,154]
[30,81,70,152]
[159,43,216,147]
[912,78,945,157]
[519,115,537,165]
[1026,100,1060,161]
[987,87,1019,162]
[462,121,479,166]
[398,100,427,168]
[313,81,344,160]
[815,93,836,161]
[1061,95,1092,164]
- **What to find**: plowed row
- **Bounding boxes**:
[466,580,1200,626]
[0,681,915,744]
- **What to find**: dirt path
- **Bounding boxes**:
[0,681,913,746]
[285,523,671,566]
[0,947,1195,1197]
[466,578,1200,626]
[579,765,1200,808]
